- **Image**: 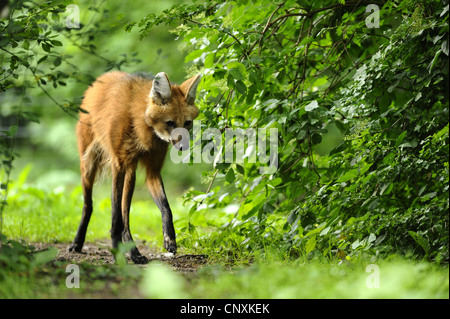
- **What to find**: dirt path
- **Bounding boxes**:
[32,242,209,272]
[24,242,210,298]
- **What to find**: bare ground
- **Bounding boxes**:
[24,241,210,298]
[32,241,209,272]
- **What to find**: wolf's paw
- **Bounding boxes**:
[68,242,83,253]
[164,238,177,254]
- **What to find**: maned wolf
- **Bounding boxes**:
[68,71,201,264]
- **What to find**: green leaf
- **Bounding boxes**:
[414,92,422,101]
[441,40,449,56]
[51,40,63,46]
[395,131,407,147]
[188,203,198,218]
[8,125,18,137]
[368,198,379,211]
[226,168,235,183]
[188,222,196,235]
[380,182,393,195]
[305,225,325,237]
[311,133,322,145]
[37,55,48,64]
[53,57,62,66]
[250,56,263,64]
[42,43,51,52]
[305,235,316,255]
[216,163,231,170]
[229,68,244,81]
[408,231,430,254]
[329,141,349,155]
[22,40,30,50]
[297,129,307,140]
[227,74,234,89]
[236,164,245,175]
[367,233,376,245]
[360,162,372,175]
[213,69,227,79]
[235,80,247,95]
[312,77,328,87]
[185,49,204,62]
[242,201,264,219]
[433,124,448,139]
[262,203,275,214]
[421,192,437,200]
[336,169,358,182]
[227,61,246,74]
[300,36,314,45]
[33,247,58,266]
[351,239,361,250]
[305,100,319,112]
[319,226,331,236]
[428,49,442,73]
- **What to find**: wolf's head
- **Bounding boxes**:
[145,72,201,150]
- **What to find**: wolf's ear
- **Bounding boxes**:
[180,74,201,104]
[150,72,172,104]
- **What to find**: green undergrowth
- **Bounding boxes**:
[1,235,448,299]
[176,259,449,299]
[1,166,448,299]
[2,165,185,246]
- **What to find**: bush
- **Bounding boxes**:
[131,0,449,262]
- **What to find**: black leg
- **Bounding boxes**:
[122,169,148,264]
[69,162,96,253]
[111,169,125,250]
[147,174,177,254]
[68,188,93,252]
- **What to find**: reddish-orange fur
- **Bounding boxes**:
[69,71,201,263]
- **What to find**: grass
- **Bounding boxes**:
[142,259,449,299]
[3,164,188,246]
[1,165,449,299]
[1,237,448,299]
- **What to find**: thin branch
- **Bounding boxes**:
[282,152,308,174]
[307,131,321,185]
[323,48,379,96]
[205,169,219,195]
[300,16,314,101]
[61,33,113,64]
[258,2,286,56]
[0,47,79,119]
[224,89,233,128]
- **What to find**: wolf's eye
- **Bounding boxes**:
[166,121,176,127]
[184,120,192,128]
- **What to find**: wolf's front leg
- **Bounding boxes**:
[146,173,177,254]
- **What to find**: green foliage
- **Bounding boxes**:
[1,0,448,280]
[0,0,189,234]
[133,0,449,262]
[0,0,448,300]
[0,234,58,276]
[140,262,187,299]
[0,234,60,298]
[179,259,449,298]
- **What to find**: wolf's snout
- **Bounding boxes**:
[170,128,189,151]
[171,136,183,150]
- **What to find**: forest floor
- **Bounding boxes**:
[2,240,449,299]
[26,241,210,299]
[34,242,209,272]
